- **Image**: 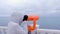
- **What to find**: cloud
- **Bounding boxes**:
[0,0,60,16]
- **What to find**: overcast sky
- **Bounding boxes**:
[0,0,60,16]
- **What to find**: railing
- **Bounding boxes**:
[0,26,60,34]
[37,29,60,34]
[0,26,8,34]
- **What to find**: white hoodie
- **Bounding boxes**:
[7,12,28,34]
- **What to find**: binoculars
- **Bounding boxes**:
[23,15,39,31]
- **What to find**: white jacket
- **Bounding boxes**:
[7,12,28,34]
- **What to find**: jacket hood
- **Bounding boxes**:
[11,12,24,24]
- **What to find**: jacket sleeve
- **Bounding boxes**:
[14,24,27,34]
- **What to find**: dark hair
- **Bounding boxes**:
[23,15,28,21]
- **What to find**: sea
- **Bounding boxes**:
[0,16,60,30]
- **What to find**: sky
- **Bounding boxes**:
[0,0,60,17]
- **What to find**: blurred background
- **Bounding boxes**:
[0,0,60,30]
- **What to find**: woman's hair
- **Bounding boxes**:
[23,15,28,21]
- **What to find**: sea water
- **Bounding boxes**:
[0,17,60,29]
[0,16,60,34]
